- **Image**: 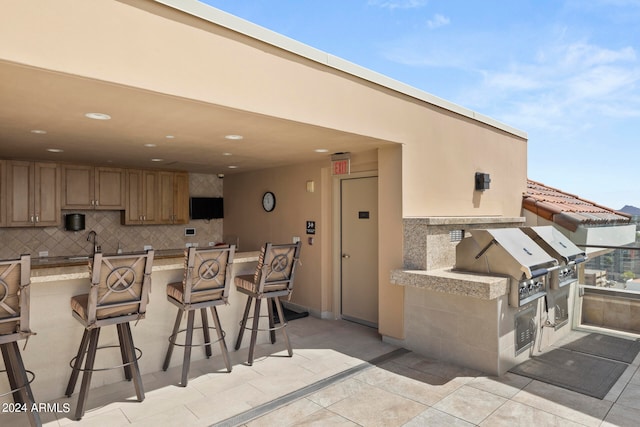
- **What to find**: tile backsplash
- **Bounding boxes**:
[0,173,224,259]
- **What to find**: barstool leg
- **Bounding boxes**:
[201,308,212,358]
[235,296,252,350]
[210,306,232,372]
[267,298,276,344]
[163,309,183,371]
[66,329,91,397]
[4,342,41,427]
[1,343,21,403]
[117,323,132,381]
[181,310,196,387]
[122,322,145,401]
[273,297,293,357]
[247,298,262,366]
[75,327,100,420]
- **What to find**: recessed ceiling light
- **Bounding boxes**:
[144,143,157,148]
[165,135,175,139]
[222,152,233,156]
[151,158,164,162]
[314,148,329,153]
[31,129,47,134]
[47,148,64,153]
[224,134,243,140]
[228,165,238,169]
[85,112,111,120]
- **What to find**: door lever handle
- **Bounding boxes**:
[342,254,350,259]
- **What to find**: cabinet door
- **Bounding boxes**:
[5,161,60,227]
[62,164,94,209]
[173,172,190,224]
[158,171,175,224]
[6,161,35,227]
[123,169,144,224]
[95,167,125,210]
[158,172,189,224]
[142,170,159,224]
[34,162,61,226]
[123,170,158,224]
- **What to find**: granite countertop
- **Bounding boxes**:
[30,249,260,283]
[390,268,510,300]
[31,248,187,269]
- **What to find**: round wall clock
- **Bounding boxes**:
[262,191,276,212]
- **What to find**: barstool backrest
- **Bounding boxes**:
[0,254,31,342]
[87,250,154,325]
[183,245,235,304]
[254,242,301,295]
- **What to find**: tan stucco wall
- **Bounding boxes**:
[222,160,325,315]
[402,114,527,217]
[378,146,404,338]
[223,149,407,337]
[1,0,528,338]
[1,0,527,217]
[223,150,381,315]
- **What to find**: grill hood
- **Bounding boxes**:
[455,228,558,280]
[521,226,586,265]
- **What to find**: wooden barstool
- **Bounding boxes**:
[0,254,41,427]
[162,245,235,386]
[234,242,301,365]
[65,250,154,420]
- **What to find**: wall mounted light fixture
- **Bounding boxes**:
[475,172,491,191]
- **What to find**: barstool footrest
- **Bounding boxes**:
[0,369,36,398]
[68,344,143,373]
[168,326,226,348]
[239,314,288,332]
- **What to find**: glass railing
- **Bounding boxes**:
[577,225,640,335]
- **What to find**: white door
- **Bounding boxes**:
[341,177,378,327]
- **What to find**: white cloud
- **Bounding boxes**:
[368,0,428,10]
[462,41,640,134]
[427,14,450,29]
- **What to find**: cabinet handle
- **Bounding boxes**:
[90,200,94,206]
[35,214,39,223]
[95,200,99,207]
[30,215,34,223]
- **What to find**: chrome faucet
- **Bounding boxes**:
[87,230,101,255]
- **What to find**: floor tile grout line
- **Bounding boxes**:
[210,348,409,427]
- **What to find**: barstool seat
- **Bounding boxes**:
[65,250,154,420]
[234,242,301,366]
[0,254,41,427]
[162,245,235,386]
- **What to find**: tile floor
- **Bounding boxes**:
[3,316,640,426]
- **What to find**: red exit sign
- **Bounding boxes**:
[332,159,350,175]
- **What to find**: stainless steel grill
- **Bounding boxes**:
[522,226,587,289]
[454,228,558,307]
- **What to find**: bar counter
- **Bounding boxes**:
[4,250,263,404]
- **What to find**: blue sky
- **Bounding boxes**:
[200,0,640,210]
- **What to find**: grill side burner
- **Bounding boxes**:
[455,228,558,307]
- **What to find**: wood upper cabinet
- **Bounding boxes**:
[5,161,61,227]
[122,169,159,225]
[158,171,189,224]
[62,165,126,210]
[123,170,189,225]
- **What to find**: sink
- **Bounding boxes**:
[65,256,90,261]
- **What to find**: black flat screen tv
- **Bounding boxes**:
[190,197,223,219]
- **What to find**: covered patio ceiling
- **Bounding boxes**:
[0,60,394,174]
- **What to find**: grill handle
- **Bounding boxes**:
[474,239,498,260]
[530,268,549,278]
